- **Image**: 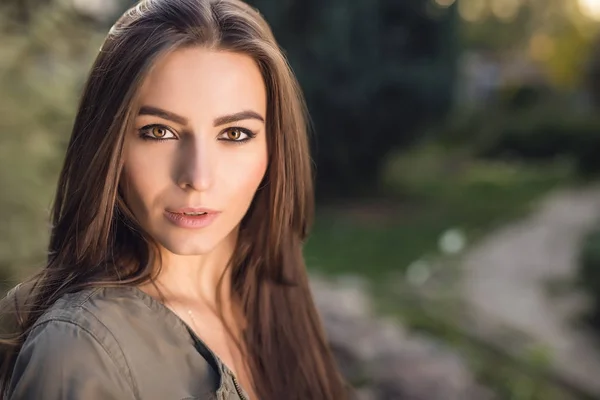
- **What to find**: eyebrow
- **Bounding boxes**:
[138,106,265,126]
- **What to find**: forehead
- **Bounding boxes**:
[137,47,267,120]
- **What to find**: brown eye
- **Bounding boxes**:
[218,127,254,142]
[227,128,243,140]
[152,126,167,138]
[139,124,176,141]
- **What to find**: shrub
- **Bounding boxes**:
[247,0,459,197]
[435,105,600,177]
[577,226,600,330]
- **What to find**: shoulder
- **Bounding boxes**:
[9,287,143,399]
[34,285,178,333]
[38,285,152,324]
[21,286,222,400]
[29,286,184,365]
[31,286,151,353]
[20,287,146,388]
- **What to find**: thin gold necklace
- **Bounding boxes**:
[186,309,196,325]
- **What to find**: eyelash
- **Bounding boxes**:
[137,124,257,144]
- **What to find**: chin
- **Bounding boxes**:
[151,225,234,256]
[159,237,220,256]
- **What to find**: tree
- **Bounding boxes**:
[248,0,458,197]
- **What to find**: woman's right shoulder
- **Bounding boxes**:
[30,285,162,352]
[25,286,152,373]
[8,287,142,399]
[10,286,222,400]
[31,286,138,333]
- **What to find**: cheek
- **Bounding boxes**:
[121,147,169,211]
[223,150,268,201]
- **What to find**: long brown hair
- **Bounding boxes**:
[0,0,347,398]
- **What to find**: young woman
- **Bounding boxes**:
[0,0,348,399]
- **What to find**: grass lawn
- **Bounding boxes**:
[305,145,573,281]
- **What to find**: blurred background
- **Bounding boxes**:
[4,0,600,398]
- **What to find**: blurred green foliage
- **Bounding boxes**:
[431,86,600,179]
[0,1,105,288]
[306,144,569,280]
[578,226,600,331]
[247,0,459,197]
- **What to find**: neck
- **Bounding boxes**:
[141,232,237,310]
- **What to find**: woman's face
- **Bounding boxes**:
[121,47,268,256]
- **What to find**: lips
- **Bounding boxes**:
[164,207,220,229]
[182,211,207,216]
[168,207,218,215]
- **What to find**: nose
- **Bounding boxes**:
[176,136,214,192]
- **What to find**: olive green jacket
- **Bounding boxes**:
[7,286,250,400]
